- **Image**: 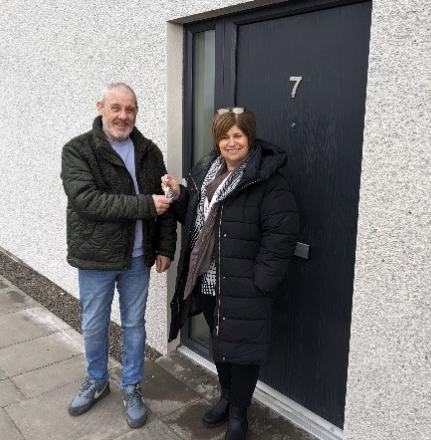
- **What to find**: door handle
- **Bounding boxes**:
[294,242,310,259]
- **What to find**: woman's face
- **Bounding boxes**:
[218,124,250,170]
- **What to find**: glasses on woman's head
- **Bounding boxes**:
[217,107,245,115]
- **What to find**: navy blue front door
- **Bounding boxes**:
[184,0,372,428]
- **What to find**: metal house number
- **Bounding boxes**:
[289,76,303,98]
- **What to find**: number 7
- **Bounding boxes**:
[289,76,303,99]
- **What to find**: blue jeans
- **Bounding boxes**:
[78,256,150,388]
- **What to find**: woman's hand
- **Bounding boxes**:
[161,174,180,200]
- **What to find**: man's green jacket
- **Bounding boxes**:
[61,116,176,270]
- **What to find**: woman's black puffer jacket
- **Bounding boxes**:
[169,139,299,365]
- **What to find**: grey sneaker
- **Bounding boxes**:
[122,383,147,428]
[68,378,110,416]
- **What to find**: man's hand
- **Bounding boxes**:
[156,255,171,273]
[152,194,172,215]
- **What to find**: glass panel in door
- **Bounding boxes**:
[189,29,216,347]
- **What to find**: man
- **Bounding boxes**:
[61,83,176,428]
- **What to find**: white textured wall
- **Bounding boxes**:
[344,2,431,439]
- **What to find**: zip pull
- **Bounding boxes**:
[231,178,262,196]
[188,173,199,192]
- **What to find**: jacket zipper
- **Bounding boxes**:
[232,178,262,196]
[215,177,262,337]
[188,173,199,192]
[178,172,201,293]
[216,202,225,336]
[189,173,201,237]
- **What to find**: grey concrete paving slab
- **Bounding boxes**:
[0,367,7,379]
[11,355,87,398]
[0,307,70,348]
[6,381,131,440]
[159,397,298,440]
[0,408,25,440]
[59,328,89,354]
[156,352,221,402]
[248,403,315,440]
[115,419,183,440]
[140,358,201,418]
[0,284,26,297]
[0,332,82,376]
[162,399,226,440]
[0,287,39,315]
[0,378,25,407]
[157,352,316,440]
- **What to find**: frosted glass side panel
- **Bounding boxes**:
[189,30,215,347]
[190,312,210,347]
[193,30,215,165]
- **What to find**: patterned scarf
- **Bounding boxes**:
[184,154,249,299]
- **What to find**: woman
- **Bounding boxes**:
[163,107,299,440]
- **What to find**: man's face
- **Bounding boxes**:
[97,88,138,141]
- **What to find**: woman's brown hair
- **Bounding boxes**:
[212,108,256,152]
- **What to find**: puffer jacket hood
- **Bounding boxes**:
[242,138,288,182]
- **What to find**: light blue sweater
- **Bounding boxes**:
[109,138,144,258]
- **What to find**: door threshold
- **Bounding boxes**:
[178,346,344,440]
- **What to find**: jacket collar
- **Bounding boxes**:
[92,116,152,165]
[195,139,287,188]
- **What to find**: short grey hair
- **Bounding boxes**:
[100,83,138,107]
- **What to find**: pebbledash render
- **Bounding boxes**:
[0,1,429,439]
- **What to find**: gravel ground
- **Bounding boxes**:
[0,250,161,362]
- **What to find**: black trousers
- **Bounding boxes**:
[197,290,260,408]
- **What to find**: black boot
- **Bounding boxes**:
[225,404,248,440]
[202,388,230,428]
